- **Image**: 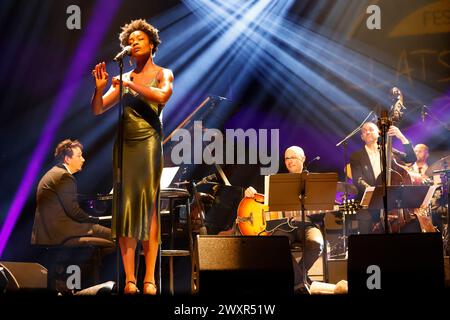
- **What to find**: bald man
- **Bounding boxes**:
[245,146,323,292]
[409,144,430,184]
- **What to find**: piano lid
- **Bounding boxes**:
[162,94,240,182]
[163,95,233,145]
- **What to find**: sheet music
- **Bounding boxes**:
[421,185,438,207]
[360,186,375,208]
[160,167,179,189]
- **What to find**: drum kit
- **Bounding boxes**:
[171,180,210,235]
[425,155,450,177]
[172,175,224,235]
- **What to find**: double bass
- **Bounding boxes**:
[375,87,435,233]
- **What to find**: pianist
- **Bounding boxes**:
[31,139,113,247]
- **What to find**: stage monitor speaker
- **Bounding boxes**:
[348,233,444,294]
[195,235,293,296]
[0,261,47,292]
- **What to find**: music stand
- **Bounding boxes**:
[264,172,338,289]
[362,185,434,232]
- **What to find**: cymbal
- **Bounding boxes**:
[336,181,358,196]
[425,155,450,176]
[197,181,220,185]
[173,181,190,185]
[174,180,220,186]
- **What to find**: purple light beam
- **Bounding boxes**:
[0,0,121,257]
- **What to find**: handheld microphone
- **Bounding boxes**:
[113,46,132,61]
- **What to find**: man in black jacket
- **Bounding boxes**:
[350,122,416,233]
[31,139,112,246]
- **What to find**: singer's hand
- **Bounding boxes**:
[92,62,109,90]
[111,77,131,88]
[244,186,257,198]
[388,125,408,144]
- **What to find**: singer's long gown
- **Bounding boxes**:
[112,71,163,240]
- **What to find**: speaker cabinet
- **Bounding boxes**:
[0,261,47,292]
[195,236,293,295]
[348,233,444,294]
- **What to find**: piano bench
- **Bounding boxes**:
[41,237,114,294]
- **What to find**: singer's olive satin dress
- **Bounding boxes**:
[112,71,163,241]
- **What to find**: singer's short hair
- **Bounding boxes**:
[54,139,83,163]
[119,19,161,55]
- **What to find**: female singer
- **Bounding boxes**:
[91,19,174,295]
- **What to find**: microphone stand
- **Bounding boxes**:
[188,180,208,236]
[422,105,450,131]
[377,111,391,234]
[336,111,373,255]
[114,57,125,294]
[299,172,308,290]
